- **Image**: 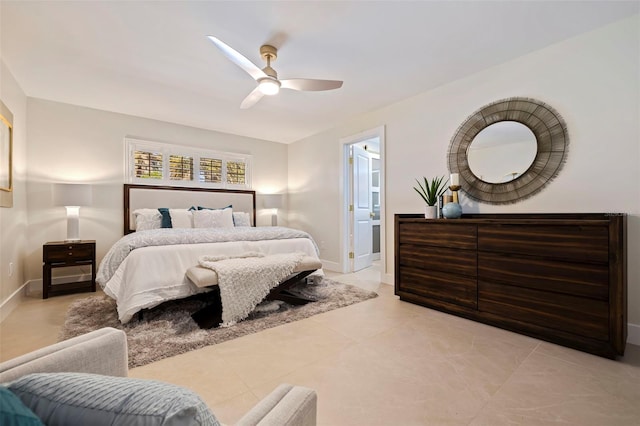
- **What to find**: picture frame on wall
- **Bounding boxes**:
[0,99,13,208]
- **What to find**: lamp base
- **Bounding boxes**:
[66,207,81,241]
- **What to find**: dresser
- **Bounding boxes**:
[394,213,627,359]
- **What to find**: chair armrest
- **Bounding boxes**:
[235,384,317,426]
[0,327,128,383]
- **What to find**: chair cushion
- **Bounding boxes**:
[7,373,219,426]
[0,386,43,426]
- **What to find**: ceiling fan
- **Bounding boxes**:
[206,36,343,109]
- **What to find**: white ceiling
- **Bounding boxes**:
[1,1,638,144]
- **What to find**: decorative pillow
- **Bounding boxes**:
[157,208,172,228]
[170,209,193,228]
[197,205,232,211]
[8,373,220,426]
[193,208,234,229]
[0,386,44,426]
[157,208,193,229]
[133,209,162,231]
[233,212,251,227]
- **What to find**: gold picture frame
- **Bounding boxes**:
[1,100,14,208]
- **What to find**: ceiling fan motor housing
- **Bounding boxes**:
[259,45,278,78]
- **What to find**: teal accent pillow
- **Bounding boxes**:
[0,386,44,426]
[157,208,172,228]
[8,373,219,426]
[197,204,232,210]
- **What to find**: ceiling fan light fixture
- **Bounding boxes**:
[258,78,281,95]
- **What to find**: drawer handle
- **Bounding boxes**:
[68,246,73,249]
[68,252,73,256]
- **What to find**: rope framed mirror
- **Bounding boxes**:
[447,97,569,204]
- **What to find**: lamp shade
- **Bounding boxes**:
[262,194,283,209]
[53,183,92,207]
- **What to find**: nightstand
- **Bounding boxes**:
[42,240,96,299]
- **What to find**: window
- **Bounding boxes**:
[126,138,251,188]
[226,160,246,185]
[169,155,193,181]
[199,157,222,183]
[134,150,163,179]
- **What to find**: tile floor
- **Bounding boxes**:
[1,265,639,425]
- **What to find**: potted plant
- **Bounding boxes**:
[414,176,449,219]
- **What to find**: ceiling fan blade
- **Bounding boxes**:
[240,86,265,109]
[206,35,267,81]
[280,79,343,92]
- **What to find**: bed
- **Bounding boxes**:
[96,184,323,324]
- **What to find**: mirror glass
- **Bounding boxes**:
[467,121,537,183]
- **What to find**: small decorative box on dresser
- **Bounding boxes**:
[42,240,96,299]
[395,213,627,359]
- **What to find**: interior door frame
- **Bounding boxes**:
[340,125,386,275]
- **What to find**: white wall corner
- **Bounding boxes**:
[627,322,640,346]
[320,259,342,273]
[382,272,394,285]
[26,279,43,296]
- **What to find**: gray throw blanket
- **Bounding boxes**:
[199,252,306,326]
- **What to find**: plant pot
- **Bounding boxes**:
[424,205,438,219]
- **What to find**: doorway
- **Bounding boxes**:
[341,126,385,275]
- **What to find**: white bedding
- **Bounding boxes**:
[102,237,322,323]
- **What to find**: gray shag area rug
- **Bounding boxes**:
[60,278,377,368]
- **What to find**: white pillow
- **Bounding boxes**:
[169,209,193,228]
[233,212,251,227]
[133,209,162,231]
[193,208,234,228]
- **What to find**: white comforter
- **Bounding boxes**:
[97,227,322,323]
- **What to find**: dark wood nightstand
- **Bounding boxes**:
[42,240,96,299]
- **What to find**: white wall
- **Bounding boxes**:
[25,99,288,282]
[0,61,28,320]
[288,16,640,330]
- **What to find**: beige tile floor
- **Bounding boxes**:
[1,265,640,425]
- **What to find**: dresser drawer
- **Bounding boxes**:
[478,224,609,263]
[44,244,94,262]
[478,252,609,300]
[399,266,477,309]
[399,222,477,250]
[399,244,477,277]
[478,280,609,341]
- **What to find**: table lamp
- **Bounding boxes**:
[263,194,283,226]
[53,183,92,241]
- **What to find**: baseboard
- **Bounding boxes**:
[381,272,394,285]
[628,322,640,346]
[0,281,29,323]
[320,259,341,273]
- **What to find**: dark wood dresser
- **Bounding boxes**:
[394,213,627,359]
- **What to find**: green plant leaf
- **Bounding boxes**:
[413,175,450,206]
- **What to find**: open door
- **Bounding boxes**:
[351,144,373,271]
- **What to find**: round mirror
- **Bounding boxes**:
[467,121,537,184]
[447,97,569,204]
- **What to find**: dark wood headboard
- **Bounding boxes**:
[123,184,257,234]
